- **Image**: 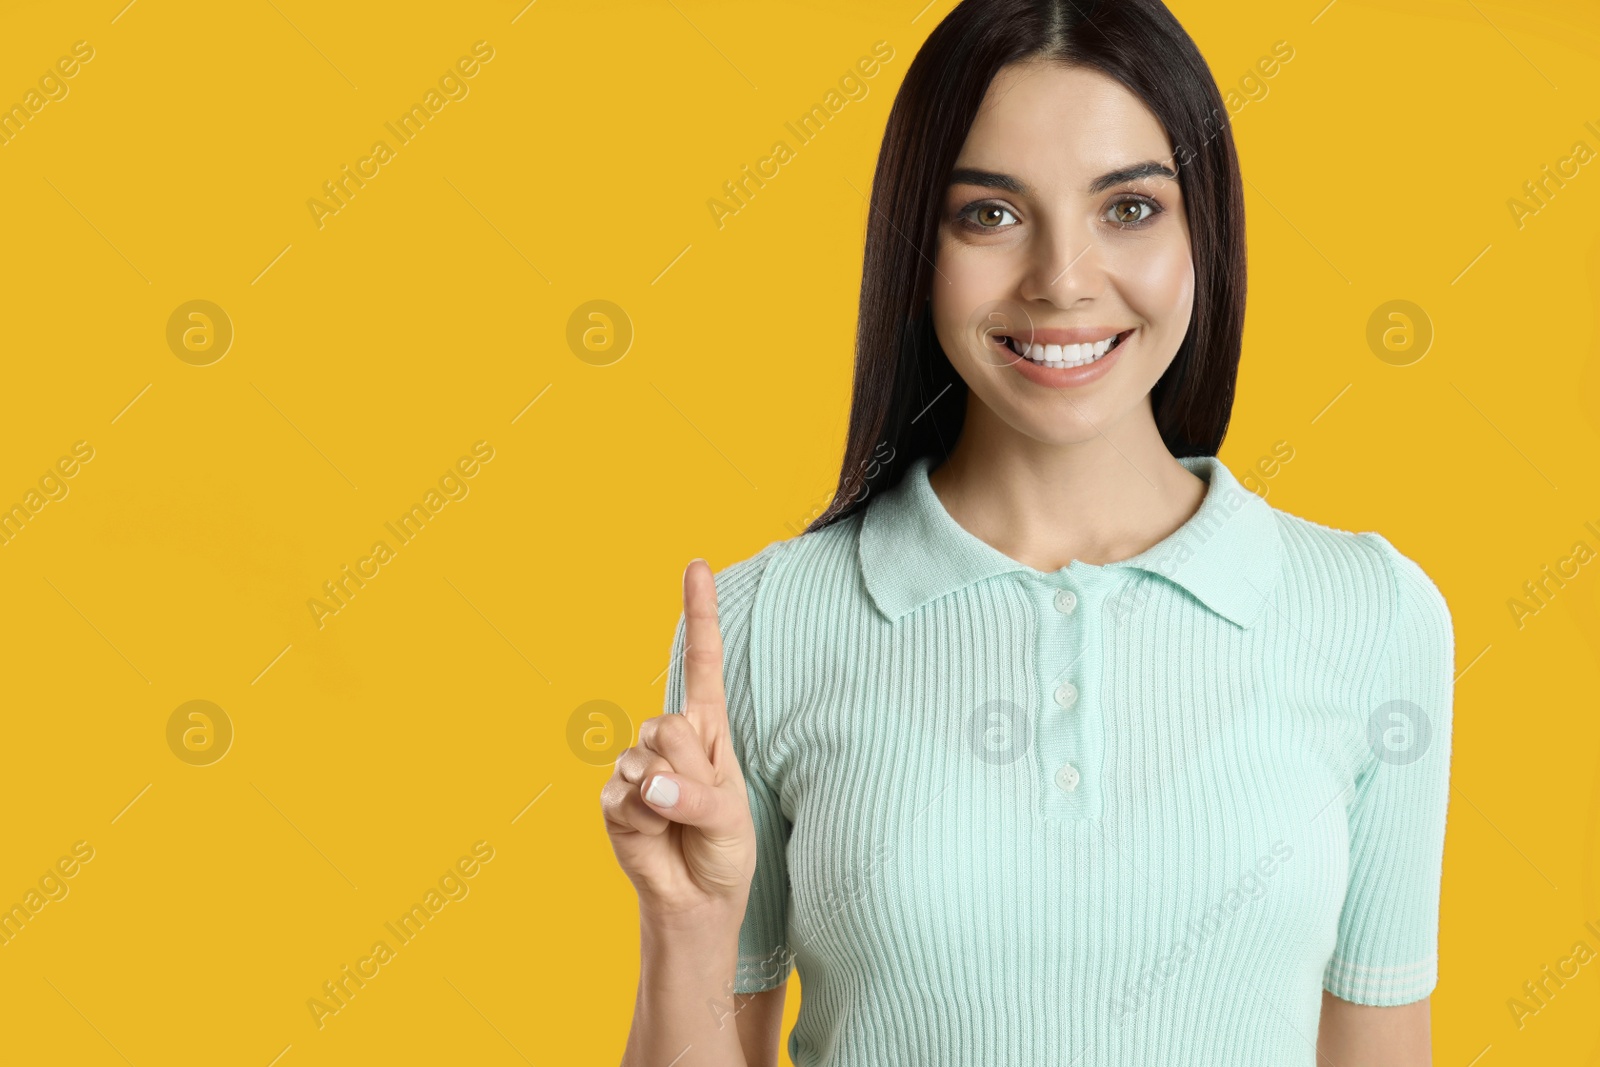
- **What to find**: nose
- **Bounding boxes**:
[1016,224,1104,307]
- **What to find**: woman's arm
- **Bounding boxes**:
[621,913,751,1067]
[1316,991,1430,1065]
[608,560,772,1066]
[734,983,787,1067]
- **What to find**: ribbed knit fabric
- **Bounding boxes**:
[662,453,1455,1066]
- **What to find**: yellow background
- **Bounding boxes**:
[1,0,1598,1063]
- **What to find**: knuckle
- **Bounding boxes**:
[599,778,627,816]
[616,746,653,782]
[654,713,696,745]
[640,713,678,748]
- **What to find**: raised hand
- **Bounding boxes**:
[601,558,757,925]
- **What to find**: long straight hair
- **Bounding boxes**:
[804,0,1247,535]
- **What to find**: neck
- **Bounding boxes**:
[925,397,1207,572]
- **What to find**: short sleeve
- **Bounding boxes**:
[1324,533,1455,1005]
[662,542,793,993]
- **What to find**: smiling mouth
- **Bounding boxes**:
[995,329,1133,368]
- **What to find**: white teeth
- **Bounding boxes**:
[1009,332,1123,367]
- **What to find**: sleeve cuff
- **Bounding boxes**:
[735,947,794,993]
[1323,953,1437,1005]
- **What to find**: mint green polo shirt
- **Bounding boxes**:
[662,452,1455,1066]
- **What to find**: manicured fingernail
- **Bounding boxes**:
[645,775,679,809]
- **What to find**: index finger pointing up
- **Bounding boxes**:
[680,558,729,757]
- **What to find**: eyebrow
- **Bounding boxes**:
[948,160,1179,196]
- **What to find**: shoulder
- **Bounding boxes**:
[692,518,865,764]
[1263,500,1453,641]
[705,512,867,625]
[704,538,788,619]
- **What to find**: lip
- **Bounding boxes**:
[993,328,1132,389]
[1001,326,1129,346]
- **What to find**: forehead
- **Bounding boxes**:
[955,60,1174,182]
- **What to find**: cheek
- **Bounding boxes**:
[933,237,1000,309]
[1116,241,1194,325]
[931,239,1028,363]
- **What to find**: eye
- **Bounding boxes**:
[1106,195,1163,228]
[954,201,1019,232]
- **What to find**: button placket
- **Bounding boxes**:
[1033,570,1107,821]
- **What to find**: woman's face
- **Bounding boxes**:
[931,59,1194,446]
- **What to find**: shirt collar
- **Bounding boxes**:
[857,452,1282,628]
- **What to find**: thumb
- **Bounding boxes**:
[642,772,737,834]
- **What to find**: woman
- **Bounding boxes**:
[603,1,1454,1063]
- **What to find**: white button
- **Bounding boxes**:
[1054,682,1079,710]
[1053,588,1078,614]
[1054,763,1080,793]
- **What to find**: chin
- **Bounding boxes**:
[1014,407,1129,444]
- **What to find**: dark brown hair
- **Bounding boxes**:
[804,0,1246,534]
